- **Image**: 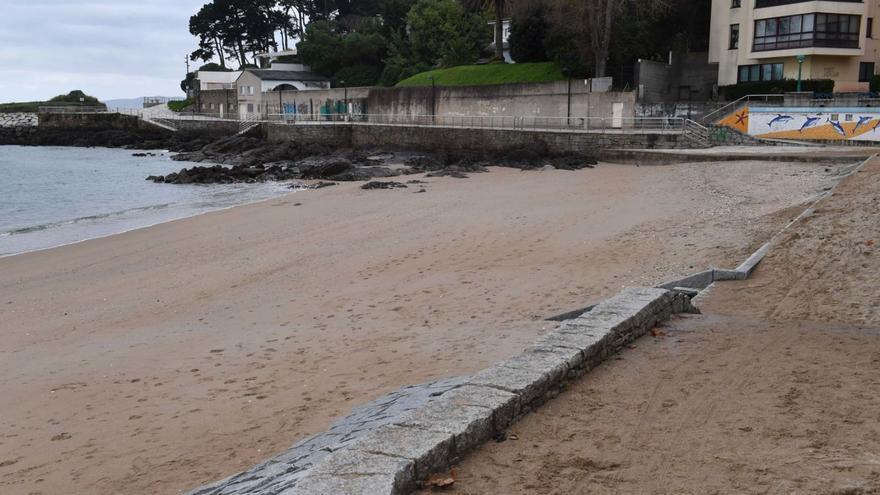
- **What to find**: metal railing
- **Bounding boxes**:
[38,105,108,114]
[701,94,785,124]
[263,113,686,132]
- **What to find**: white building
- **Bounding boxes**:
[708,0,880,91]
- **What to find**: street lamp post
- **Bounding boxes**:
[796,55,807,92]
[339,79,348,121]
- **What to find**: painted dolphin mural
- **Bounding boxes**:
[799,116,821,133]
[874,119,880,132]
[828,118,847,137]
[854,116,873,134]
[768,114,794,128]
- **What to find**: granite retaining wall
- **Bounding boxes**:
[188,287,698,495]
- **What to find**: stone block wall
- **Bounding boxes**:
[266,123,686,154]
[0,113,37,128]
[38,112,141,130]
[196,89,237,118]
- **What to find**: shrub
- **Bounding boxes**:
[168,99,194,112]
[718,79,834,100]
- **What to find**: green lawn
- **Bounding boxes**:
[395,62,565,87]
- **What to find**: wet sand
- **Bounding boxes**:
[441,157,880,494]
[0,161,849,494]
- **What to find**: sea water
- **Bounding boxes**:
[0,146,291,256]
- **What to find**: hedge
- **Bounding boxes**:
[719,79,834,100]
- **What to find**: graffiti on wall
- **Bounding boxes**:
[280,99,366,117]
[719,106,880,142]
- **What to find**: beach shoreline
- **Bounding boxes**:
[0,161,850,494]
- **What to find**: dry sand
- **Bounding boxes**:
[0,161,853,494]
[439,157,880,494]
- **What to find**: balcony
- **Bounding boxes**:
[753,34,860,51]
[756,0,861,8]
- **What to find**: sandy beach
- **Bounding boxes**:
[0,161,852,494]
[438,157,880,494]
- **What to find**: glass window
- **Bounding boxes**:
[868,18,873,38]
[860,62,875,82]
[804,14,814,31]
[750,65,760,81]
[731,0,740,7]
[779,17,790,35]
[762,64,773,81]
[772,63,784,80]
[739,66,749,82]
[754,12,859,51]
[730,24,740,49]
[756,20,766,37]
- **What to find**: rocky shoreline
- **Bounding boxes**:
[1,126,598,184]
[147,134,597,185]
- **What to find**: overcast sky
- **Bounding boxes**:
[0,0,209,102]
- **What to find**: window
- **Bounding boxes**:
[738,63,784,82]
[731,0,740,7]
[730,24,740,49]
[753,13,860,51]
[868,17,873,38]
[727,24,739,50]
[239,86,246,95]
[248,86,255,95]
[859,62,875,82]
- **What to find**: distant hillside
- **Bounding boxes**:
[0,90,105,113]
[103,97,185,110]
[103,98,146,109]
[395,62,565,88]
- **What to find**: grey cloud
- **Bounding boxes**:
[0,0,209,101]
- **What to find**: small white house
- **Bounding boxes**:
[235,69,331,118]
[488,19,513,63]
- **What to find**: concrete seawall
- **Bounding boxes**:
[266,123,687,154]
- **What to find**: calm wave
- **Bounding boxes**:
[0,146,292,256]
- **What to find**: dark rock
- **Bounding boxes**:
[404,155,444,171]
[361,181,408,190]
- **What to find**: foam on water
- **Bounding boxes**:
[0,145,292,256]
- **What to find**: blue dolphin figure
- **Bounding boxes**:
[853,116,873,134]
[768,114,794,128]
[799,116,820,133]
[827,118,847,137]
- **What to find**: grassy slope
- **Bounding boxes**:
[395,62,565,87]
[0,102,43,113]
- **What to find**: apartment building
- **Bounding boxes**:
[708,0,880,91]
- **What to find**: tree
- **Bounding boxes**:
[405,0,488,67]
[189,0,282,69]
[508,0,549,63]
[189,2,227,68]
